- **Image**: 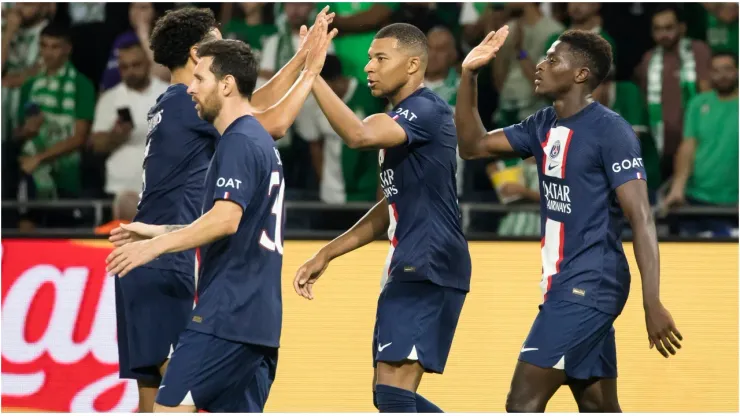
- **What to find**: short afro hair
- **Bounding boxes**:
[197,39,259,100]
[374,23,428,63]
[558,30,613,90]
[150,7,218,70]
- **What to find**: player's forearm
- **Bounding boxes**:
[319,198,390,261]
[631,207,661,307]
[456,70,489,159]
[671,140,696,191]
[151,212,237,255]
[251,52,307,112]
[312,76,367,148]
[255,70,318,139]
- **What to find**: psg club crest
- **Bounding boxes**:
[549,140,561,159]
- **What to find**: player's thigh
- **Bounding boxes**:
[137,379,160,413]
[507,360,567,412]
[372,280,466,377]
[568,377,621,412]
[375,360,425,391]
[241,348,279,412]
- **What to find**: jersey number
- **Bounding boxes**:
[259,172,285,255]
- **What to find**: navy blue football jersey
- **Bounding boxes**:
[187,115,284,348]
[136,84,218,275]
[503,102,647,316]
[379,87,471,292]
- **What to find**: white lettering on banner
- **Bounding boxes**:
[2,265,117,365]
[71,373,138,413]
[542,181,572,214]
[612,158,643,173]
[216,177,242,189]
[2,372,45,396]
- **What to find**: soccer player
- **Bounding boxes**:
[455,27,684,412]
[111,6,336,412]
[293,23,471,413]
[106,30,336,412]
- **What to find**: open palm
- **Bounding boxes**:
[462,25,510,72]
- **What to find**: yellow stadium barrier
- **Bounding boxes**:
[270,241,738,412]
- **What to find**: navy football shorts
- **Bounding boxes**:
[372,279,466,374]
[115,266,195,383]
[156,329,278,412]
[518,300,618,380]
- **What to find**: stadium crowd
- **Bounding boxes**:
[1,2,738,237]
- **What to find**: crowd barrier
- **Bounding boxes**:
[1,239,737,412]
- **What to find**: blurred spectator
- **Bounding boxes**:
[592,72,658,192]
[487,158,540,237]
[704,3,739,55]
[318,2,398,82]
[662,52,739,237]
[221,3,276,58]
[425,26,465,195]
[94,190,139,235]
[541,3,617,64]
[634,6,712,185]
[394,3,461,38]
[2,3,51,141]
[100,2,169,92]
[296,55,382,204]
[493,3,563,126]
[91,41,168,197]
[459,3,508,51]
[15,22,95,202]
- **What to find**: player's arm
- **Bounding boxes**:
[294,198,390,299]
[311,76,406,149]
[604,120,682,358]
[251,6,335,113]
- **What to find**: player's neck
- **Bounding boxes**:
[552,93,594,120]
[170,67,194,88]
[213,99,256,135]
[388,81,424,107]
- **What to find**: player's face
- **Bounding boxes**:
[188,57,223,124]
[652,11,682,49]
[365,38,412,98]
[710,56,739,95]
[535,41,580,100]
[118,46,151,90]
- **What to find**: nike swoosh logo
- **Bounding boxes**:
[378,342,392,352]
[520,347,539,353]
[548,163,559,170]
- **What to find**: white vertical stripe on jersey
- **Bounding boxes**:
[542,126,573,180]
[380,203,399,291]
[540,218,564,302]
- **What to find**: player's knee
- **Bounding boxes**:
[505,390,547,413]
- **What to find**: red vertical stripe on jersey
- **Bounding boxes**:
[541,130,551,172]
[559,129,574,178]
[224,191,230,199]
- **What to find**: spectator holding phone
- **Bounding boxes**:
[91,39,167,198]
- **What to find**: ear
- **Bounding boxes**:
[574,67,591,86]
[407,56,422,75]
[189,45,200,64]
[222,74,236,97]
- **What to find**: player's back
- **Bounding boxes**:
[189,115,284,348]
[381,87,471,292]
[503,102,648,316]
[136,84,218,273]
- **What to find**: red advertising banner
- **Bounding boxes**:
[2,239,138,412]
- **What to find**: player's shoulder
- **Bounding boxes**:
[587,103,638,145]
[222,116,273,150]
[403,88,450,114]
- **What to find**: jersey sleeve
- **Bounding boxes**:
[600,116,648,190]
[212,134,265,211]
[502,112,538,159]
[387,95,440,145]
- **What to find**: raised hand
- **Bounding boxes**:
[297,5,336,57]
[305,17,339,76]
[462,25,510,73]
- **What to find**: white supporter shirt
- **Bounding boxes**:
[294,77,358,204]
[92,78,168,195]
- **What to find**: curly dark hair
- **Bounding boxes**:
[558,29,613,90]
[197,39,258,100]
[149,7,218,70]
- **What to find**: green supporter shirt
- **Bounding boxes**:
[683,91,739,205]
[706,14,739,55]
[316,2,400,82]
[18,61,95,197]
[221,20,277,54]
